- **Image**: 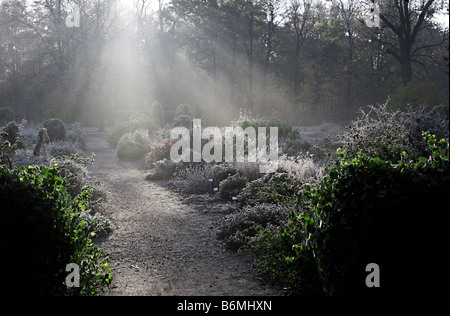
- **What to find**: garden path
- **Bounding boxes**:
[85,133,279,296]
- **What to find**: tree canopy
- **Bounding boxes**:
[0,0,448,125]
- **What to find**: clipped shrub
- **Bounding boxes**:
[151,101,165,127]
[1,164,112,295]
[172,114,193,129]
[117,130,149,161]
[33,128,50,157]
[175,103,192,117]
[234,162,261,182]
[232,111,301,140]
[219,173,247,200]
[44,118,66,142]
[107,116,156,148]
[170,164,215,194]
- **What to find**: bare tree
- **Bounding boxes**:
[379,0,448,86]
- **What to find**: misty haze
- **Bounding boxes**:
[1,0,448,297]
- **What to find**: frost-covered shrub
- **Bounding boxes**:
[19,122,40,148]
[169,163,237,194]
[217,203,291,249]
[66,122,86,149]
[399,104,449,155]
[218,173,247,200]
[237,172,303,208]
[77,209,111,237]
[277,154,324,182]
[12,149,50,167]
[170,164,215,194]
[107,116,156,148]
[334,102,449,162]
[233,162,261,182]
[169,161,264,194]
[116,130,149,161]
[146,158,180,180]
[210,164,237,183]
[242,134,449,295]
[47,140,83,157]
[280,137,311,156]
[44,118,66,142]
[232,111,300,140]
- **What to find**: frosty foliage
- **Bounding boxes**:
[335,102,449,162]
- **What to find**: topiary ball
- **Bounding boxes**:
[43,118,66,142]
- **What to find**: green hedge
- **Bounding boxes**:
[243,132,449,295]
[1,163,112,295]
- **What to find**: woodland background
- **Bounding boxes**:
[0,0,448,127]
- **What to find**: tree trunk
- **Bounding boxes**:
[380,0,435,86]
[248,11,254,111]
[263,3,275,109]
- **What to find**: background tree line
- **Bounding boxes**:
[0,0,448,126]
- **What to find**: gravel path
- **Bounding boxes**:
[85,133,279,296]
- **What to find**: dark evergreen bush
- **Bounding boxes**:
[43,118,66,142]
[0,106,13,123]
[3,121,26,149]
[244,133,449,295]
[0,164,112,295]
[306,136,449,295]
